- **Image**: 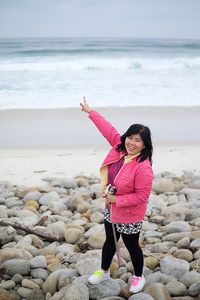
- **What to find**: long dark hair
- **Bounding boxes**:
[117,124,153,165]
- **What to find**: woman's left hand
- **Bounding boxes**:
[105,194,116,204]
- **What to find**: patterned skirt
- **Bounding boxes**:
[104,208,143,235]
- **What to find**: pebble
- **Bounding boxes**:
[0,172,200,299]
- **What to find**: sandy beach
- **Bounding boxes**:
[1,106,200,186]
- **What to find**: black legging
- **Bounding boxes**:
[101,219,144,276]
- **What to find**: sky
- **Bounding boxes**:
[0,0,200,39]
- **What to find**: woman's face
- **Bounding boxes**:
[125,134,145,155]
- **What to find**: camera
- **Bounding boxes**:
[106,184,117,195]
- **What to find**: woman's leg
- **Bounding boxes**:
[101,219,120,270]
[121,232,143,276]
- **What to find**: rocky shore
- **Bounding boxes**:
[0,171,200,300]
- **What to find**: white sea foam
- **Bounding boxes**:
[0,38,200,109]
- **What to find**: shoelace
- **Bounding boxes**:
[131,276,141,286]
[94,269,104,277]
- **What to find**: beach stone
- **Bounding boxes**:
[0,205,8,218]
[12,274,23,283]
[190,238,200,249]
[43,268,78,294]
[144,230,163,239]
[45,254,60,265]
[120,247,131,262]
[177,237,190,249]
[190,230,200,240]
[87,230,106,248]
[185,209,200,221]
[147,194,166,211]
[179,188,200,199]
[0,248,32,265]
[55,178,78,189]
[24,200,39,209]
[0,288,20,300]
[88,278,121,299]
[0,226,16,245]
[160,256,190,280]
[90,211,104,223]
[23,191,42,202]
[21,278,40,289]
[77,201,91,213]
[50,281,89,300]
[23,205,38,214]
[90,183,102,199]
[46,221,66,239]
[57,274,71,290]
[76,257,101,275]
[16,235,32,248]
[166,280,187,296]
[1,259,30,276]
[30,268,48,280]
[48,201,67,214]
[152,178,176,193]
[29,255,47,268]
[76,176,90,187]
[84,224,104,238]
[144,282,171,300]
[188,281,200,296]
[39,241,60,255]
[173,249,193,262]
[0,280,16,290]
[144,256,159,269]
[39,191,60,205]
[4,197,23,208]
[190,258,200,269]
[145,237,161,244]
[146,242,175,253]
[142,221,158,231]
[166,194,180,205]
[98,297,127,300]
[17,287,32,298]
[162,221,191,233]
[65,228,82,244]
[47,262,63,272]
[69,192,85,209]
[129,294,154,300]
[30,234,44,248]
[194,248,200,259]
[26,288,45,300]
[171,298,194,300]
[180,270,200,288]
[162,232,190,243]
[145,271,173,285]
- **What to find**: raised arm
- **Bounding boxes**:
[80,97,121,147]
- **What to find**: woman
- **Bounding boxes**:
[80,98,153,293]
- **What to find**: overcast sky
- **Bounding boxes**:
[0,0,200,39]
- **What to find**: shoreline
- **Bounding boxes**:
[1,106,200,148]
[0,144,200,187]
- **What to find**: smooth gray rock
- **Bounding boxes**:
[43,269,78,294]
[188,281,200,296]
[88,279,121,299]
[1,259,30,276]
[180,270,200,288]
[160,256,190,280]
[128,294,154,300]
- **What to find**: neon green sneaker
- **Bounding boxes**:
[88,269,110,284]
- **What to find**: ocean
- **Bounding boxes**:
[0,37,200,109]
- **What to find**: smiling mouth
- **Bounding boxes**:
[128,147,136,151]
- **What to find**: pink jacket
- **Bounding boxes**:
[89,110,153,223]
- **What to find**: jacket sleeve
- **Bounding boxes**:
[115,165,153,208]
[89,110,121,147]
